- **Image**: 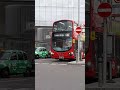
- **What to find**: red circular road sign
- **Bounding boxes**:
[98,3,112,17]
[76,27,81,34]
[114,0,120,3]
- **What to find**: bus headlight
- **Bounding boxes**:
[86,61,92,67]
[86,61,95,71]
[69,52,74,56]
[50,51,54,55]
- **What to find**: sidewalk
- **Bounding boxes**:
[86,78,120,90]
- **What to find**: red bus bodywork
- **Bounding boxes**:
[50,20,81,60]
[85,0,118,79]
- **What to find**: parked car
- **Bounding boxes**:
[35,47,49,59]
[0,50,32,78]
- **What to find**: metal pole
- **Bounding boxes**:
[102,0,108,85]
[98,33,103,87]
[98,58,103,87]
[103,17,107,85]
[76,0,80,62]
[77,34,80,62]
[78,0,80,25]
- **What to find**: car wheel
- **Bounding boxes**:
[1,68,10,78]
[24,68,31,77]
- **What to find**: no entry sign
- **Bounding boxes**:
[76,27,81,34]
[98,3,112,17]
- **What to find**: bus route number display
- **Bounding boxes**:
[54,33,70,37]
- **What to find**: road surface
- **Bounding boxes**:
[35,58,85,90]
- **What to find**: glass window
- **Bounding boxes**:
[52,32,72,51]
[85,11,90,53]
[39,49,43,52]
[85,27,90,53]
[10,52,17,60]
[23,53,28,60]
[43,48,47,51]
[18,52,24,60]
[0,51,11,60]
[53,20,72,32]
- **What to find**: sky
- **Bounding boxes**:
[35,0,85,26]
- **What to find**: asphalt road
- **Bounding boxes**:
[0,76,35,90]
[35,58,85,90]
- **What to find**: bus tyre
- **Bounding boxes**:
[24,68,31,77]
[1,68,10,78]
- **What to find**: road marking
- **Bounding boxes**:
[14,88,34,90]
[58,64,67,66]
[37,63,68,66]
[50,63,57,65]
[81,65,85,66]
[41,63,49,65]
[35,63,39,64]
[35,62,84,66]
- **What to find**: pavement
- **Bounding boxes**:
[86,78,120,90]
[0,77,35,90]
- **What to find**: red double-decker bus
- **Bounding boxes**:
[50,20,85,60]
[85,0,119,79]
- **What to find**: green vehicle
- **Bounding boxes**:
[35,47,49,59]
[0,50,32,78]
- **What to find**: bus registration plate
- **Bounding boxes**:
[59,56,64,59]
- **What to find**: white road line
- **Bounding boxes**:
[81,65,85,66]
[41,63,49,65]
[50,63,57,65]
[35,62,85,67]
[14,88,34,90]
[58,64,67,66]
[35,63,39,64]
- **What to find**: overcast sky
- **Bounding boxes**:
[35,0,85,26]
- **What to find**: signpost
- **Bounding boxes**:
[98,3,112,17]
[76,27,82,34]
[97,2,112,86]
[76,27,82,62]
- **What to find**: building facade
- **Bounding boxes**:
[35,0,85,50]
